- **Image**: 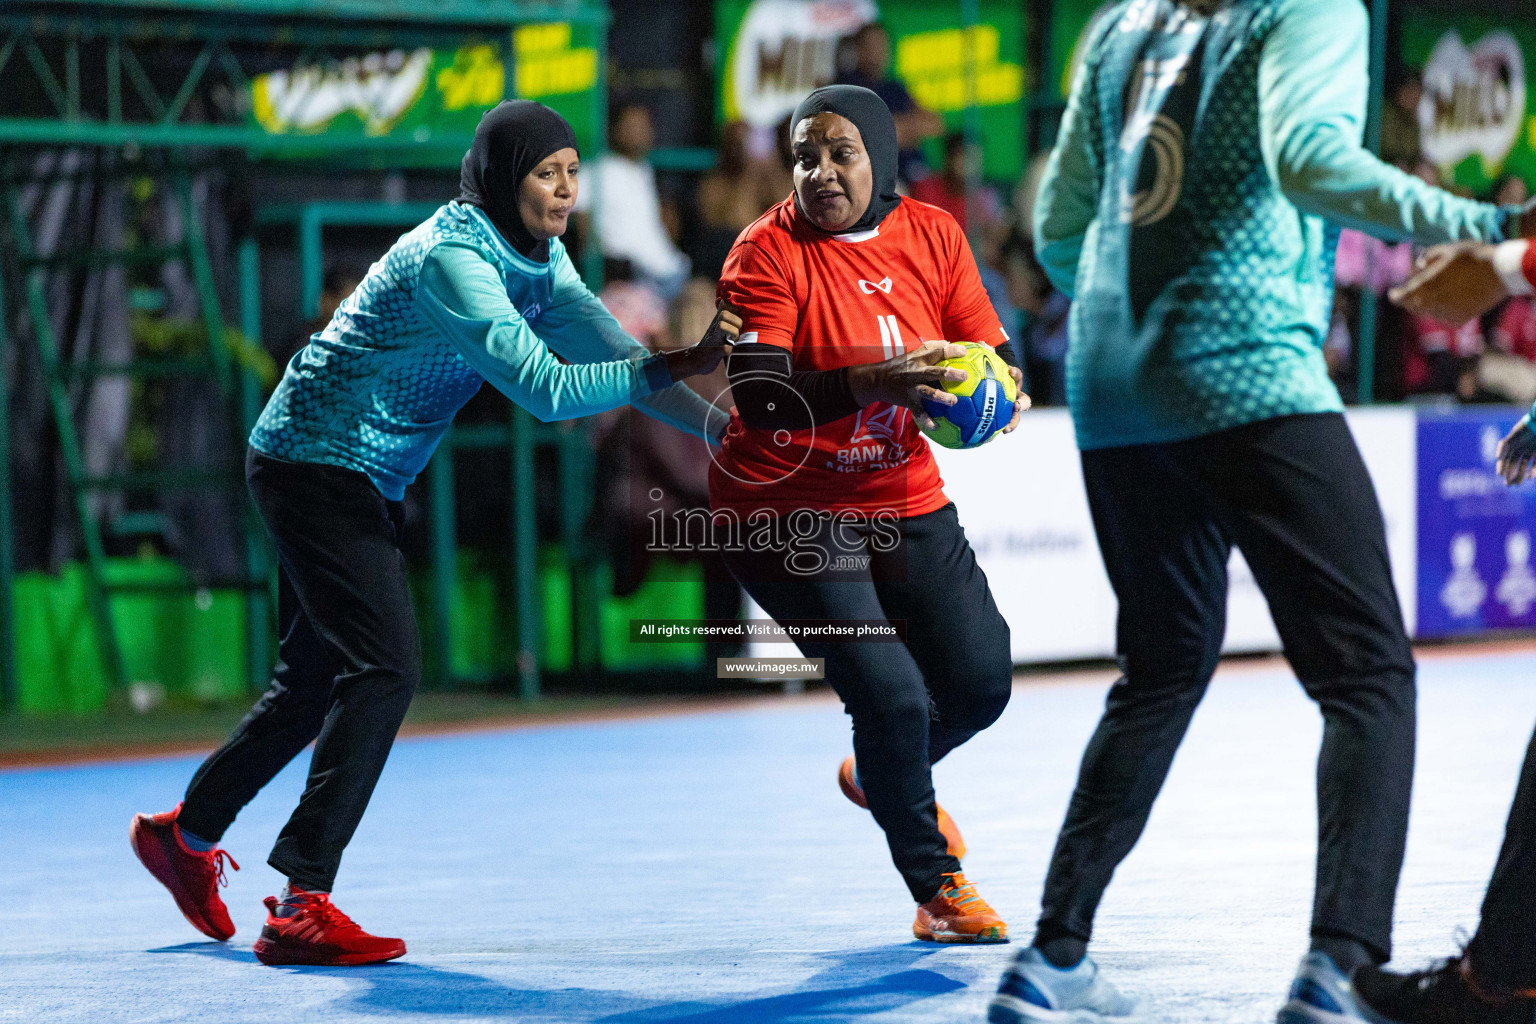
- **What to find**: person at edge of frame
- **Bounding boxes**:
[1340,234,1536,1024]
[986,0,1536,1022]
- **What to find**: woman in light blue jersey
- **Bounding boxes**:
[128,101,739,966]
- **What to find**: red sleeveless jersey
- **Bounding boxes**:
[711,196,1008,517]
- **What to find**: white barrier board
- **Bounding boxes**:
[748,407,1418,665]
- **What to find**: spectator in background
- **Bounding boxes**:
[591,276,742,659]
[911,132,968,224]
[1379,69,1423,170]
[1332,228,1414,401]
[911,132,1001,235]
[1334,227,1414,295]
[1495,174,1531,209]
[1481,176,1536,404]
[698,120,784,233]
[1494,288,1536,365]
[598,263,669,349]
[576,101,690,298]
[276,265,365,373]
[692,120,790,279]
[837,22,944,185]
[1006,154,1068,405]
[975,230,1023,371]
[910,132,1017,364]
[1405,311,1485,398]
[1493,180,1536,369]
[1324,289,1355,382]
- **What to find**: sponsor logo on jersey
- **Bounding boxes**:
[858,276,893,294]
[849,403,905,444]
[834,404,910,472]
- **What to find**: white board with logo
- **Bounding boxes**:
[745,407,1420,665]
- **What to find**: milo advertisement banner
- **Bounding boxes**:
[247,23,601,160]
[715,0,1027,180]
[1403,15,1536,192]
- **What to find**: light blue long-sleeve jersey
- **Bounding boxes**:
[250,201,726,499]
[1036,0,1522,450]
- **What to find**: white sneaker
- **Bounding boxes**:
[1276,952,1374,1024]
[989,947,1140,1023]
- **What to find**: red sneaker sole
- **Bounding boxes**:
[253,937,407,967]
[129,815,234,942]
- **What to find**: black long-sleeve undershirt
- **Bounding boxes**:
[727,340,1019,431]
[727,343,862,430]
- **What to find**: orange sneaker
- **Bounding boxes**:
[913,872,1008,944]
[252,890,406,966]
[837,756,966,859]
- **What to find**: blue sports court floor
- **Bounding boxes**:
[5,646,1534,1023]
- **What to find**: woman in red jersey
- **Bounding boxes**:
[714,85,1028,943]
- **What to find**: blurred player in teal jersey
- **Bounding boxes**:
[988,2,1536,1023]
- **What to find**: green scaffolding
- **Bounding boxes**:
[0,0,612,711]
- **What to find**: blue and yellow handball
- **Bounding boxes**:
[920,342,1018,450]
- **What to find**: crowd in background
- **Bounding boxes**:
[299,32,1536,603]
[576,22,1071,416]
[1325,69,1536,406]
[575,37,1536,423]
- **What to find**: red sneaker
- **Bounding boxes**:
[129,803,239,941]
[252,889,406,966]
[837,756,967,859]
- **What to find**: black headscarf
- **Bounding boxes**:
[790,85,901,234]
[459,99,579,261]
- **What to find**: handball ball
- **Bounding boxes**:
[920,342,1018,450]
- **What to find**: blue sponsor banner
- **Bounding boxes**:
[1417,408,1536,637]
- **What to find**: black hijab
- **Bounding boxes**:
[459,99,579,261]
[790,85,901,234]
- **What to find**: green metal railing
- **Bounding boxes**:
[0,0,610,710]
[244,200,609,700]
[2,164,272,694]
[37,0,601,24]
[0,256,13,710]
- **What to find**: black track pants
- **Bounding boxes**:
[723,503,1013,902]
[1039,413,1416,961]
[178,449,421,892]
[1469,725,1536,989]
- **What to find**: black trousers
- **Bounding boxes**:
[722,503,1013,903]
[1470,727,1536,989]
[178,450,421,892]
[1040,413,1416,961]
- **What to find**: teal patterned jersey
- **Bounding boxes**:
[251,202,721,499]
[1036,0,1520,450]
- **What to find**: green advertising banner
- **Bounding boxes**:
[1402,15,1536,193]
[247,22,601,160]
[715,0,1026,180]
[1049,0,1113,100]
